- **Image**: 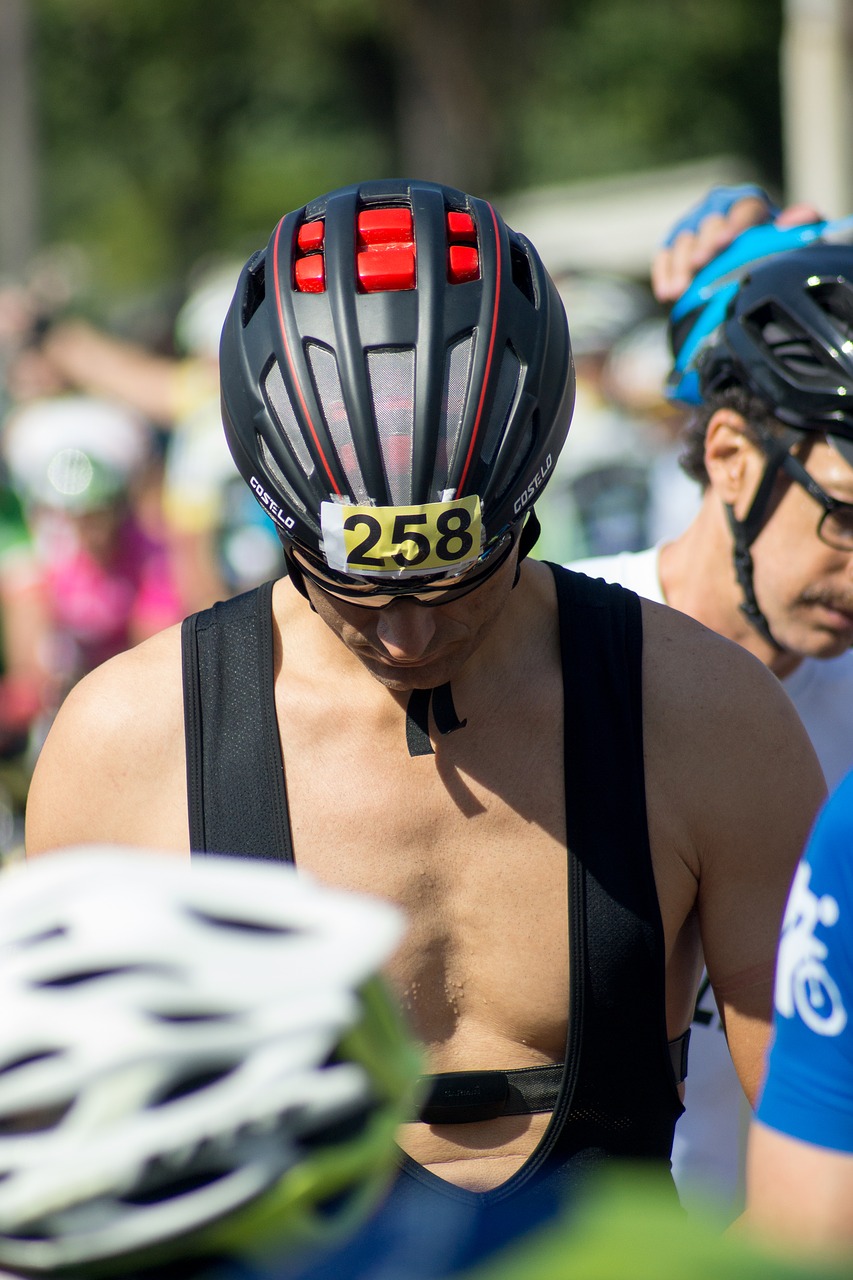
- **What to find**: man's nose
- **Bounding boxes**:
[374,600,437,659]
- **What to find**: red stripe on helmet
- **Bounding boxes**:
[272,216,342,495]
[456,203,501,497]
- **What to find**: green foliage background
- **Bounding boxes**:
[31,0,783,311]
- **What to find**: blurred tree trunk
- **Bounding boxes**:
[0,0,39,274]
[374,0,552,193]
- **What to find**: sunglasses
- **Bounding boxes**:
[290,525,520,610]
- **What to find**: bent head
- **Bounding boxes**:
[218,179,574,671]
[670,241,853,655]
[296,521,524,690]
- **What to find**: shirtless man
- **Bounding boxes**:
[24,180,825,1229]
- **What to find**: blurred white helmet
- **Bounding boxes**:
[174,263,242,363]
[0,848,419,1277]
[2,396,151,512]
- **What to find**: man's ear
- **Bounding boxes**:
[704,410,766,512]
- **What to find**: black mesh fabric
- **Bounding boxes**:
[182,581,293,861]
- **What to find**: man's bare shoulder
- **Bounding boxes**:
[640,594,811,727]
[26,624,189,857]
[52,623,184,742]
[639,593,825,814]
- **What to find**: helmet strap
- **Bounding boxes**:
[406,682,468,757]
[724,425,803,651]
[282,545,317,611]
[514,508,540,585]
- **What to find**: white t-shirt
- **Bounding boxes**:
[565,545,853,1219]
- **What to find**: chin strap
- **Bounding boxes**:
[405,510,541,757]
[406,683,467,756]
[725,427,803,653]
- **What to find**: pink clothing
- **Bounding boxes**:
[42,514,182,677]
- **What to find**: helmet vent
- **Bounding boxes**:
[433,335,474,493]
[0,1050,60,1078]
[187,907,297,937]
[241,253,266,326]
[749,301,850,386]
[258,437,308,515]
[480,345,521,465]
[510,243,536,305]
[149,1065,236,1108]
[495,412,535,508]
[263,360,316,484]
[307,343,369,502]
[36,964,167,989]
[366,348,415,505]
[813,279,853,343]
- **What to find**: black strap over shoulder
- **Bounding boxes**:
[182,582,294,862]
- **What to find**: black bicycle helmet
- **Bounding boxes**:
[219,179,574,581]
[671,238,853,648]
[697,244,853,449]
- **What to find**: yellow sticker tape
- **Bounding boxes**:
[320,496,483,577]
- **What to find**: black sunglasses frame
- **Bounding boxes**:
[779,450,853,551]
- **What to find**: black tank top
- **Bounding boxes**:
[182,565,683,1206]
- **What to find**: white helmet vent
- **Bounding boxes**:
[263,361,316,483]
[307,344,368,504]
[432,335,473,496]
[366,348,415,506]
[258,436,308,515]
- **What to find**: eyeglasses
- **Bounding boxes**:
[781,451,853,551]
[291,525,519,610]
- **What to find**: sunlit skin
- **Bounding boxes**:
[659,420,853,679]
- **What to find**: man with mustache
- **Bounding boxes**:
[570,188,853,1220]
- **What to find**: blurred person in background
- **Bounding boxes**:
[600,315,701,543]
[0,261,282,613]
[160,265,285,609]
[533,271,663,563]
[569,185,853,1222]
[0,394,183,728]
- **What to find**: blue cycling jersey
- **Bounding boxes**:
[756,768,853,1153]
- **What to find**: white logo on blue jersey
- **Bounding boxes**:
[774,862,847,1037]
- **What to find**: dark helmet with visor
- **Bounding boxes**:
[219,179,574,594]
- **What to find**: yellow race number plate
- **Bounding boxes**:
[320,496,483,577]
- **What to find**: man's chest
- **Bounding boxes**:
[278,694,571,1061]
